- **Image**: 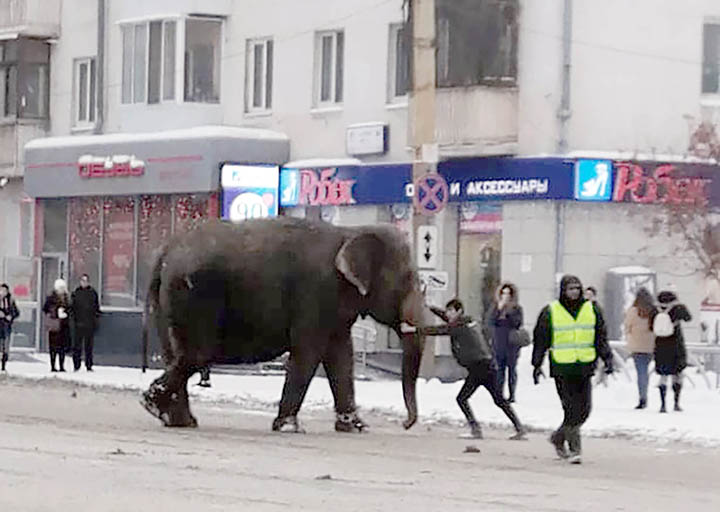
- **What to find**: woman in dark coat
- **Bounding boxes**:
[654,290,691,413]
[43,279,71,372]
[489,282,523,402]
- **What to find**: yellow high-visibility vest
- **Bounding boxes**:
[549,300,597,364]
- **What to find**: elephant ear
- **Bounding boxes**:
[335,233,384,296]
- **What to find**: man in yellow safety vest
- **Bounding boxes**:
[531,275,614,464]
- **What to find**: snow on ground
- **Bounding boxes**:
[5,350,720,446]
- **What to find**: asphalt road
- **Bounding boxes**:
[1,376,718,511]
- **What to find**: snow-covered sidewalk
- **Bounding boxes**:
[4,350,720,446]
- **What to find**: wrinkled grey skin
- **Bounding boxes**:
[141,217,426,433]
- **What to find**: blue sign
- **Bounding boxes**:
[278,157,576,207]
[574,159,613,201]
[221,164,279,222]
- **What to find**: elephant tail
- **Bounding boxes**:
[142,248,166,373]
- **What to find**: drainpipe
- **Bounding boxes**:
[95,0,105,134]
[554,0,572,279]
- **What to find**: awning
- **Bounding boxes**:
[24,125,289,198]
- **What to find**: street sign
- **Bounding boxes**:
[418,270,448,291]
[417,225,438,269]
[414,173,448,215]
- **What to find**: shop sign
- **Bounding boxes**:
[280,167,357,206]
[574,159,613,201]
[459,203,502,233]
[346,122,388,156]
[78,154,145,178]
[612,161,712,205]
[221,164,279,222]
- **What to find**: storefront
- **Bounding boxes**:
[23,126,289,365]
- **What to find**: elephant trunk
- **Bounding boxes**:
[401,332,423,429]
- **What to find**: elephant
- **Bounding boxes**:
[141,216,427,433]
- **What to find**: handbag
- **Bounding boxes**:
[45,314,61,333]
[508,327,531,348]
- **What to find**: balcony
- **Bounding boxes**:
[0,121,48,177]
[435,85,518,157]
[0,0,60,38]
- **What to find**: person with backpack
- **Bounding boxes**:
[401,299,527,440]
[653,290,691,413]
[624,287,657,409]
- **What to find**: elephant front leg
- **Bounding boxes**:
[323,336,368,433]
[272,350,321,433]
[141,364,197,428]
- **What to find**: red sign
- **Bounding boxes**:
[78,154,145,179]
[299,168,356,205]
[613,162,711,205]
[414,173,449,215]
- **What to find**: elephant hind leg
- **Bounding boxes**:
[323,334,367,433]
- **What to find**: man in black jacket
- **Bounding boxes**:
[532,275,614,464]
[0,283,20,371]
[402,299,526,440]
[71,274,100,371]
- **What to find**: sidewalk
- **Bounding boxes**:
[3,350,720,446]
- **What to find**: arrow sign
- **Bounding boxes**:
[417,226,438,269]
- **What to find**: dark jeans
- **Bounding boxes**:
[456,360,522,432]
[73,325,95,370]
[496,344,520,400]
[553,375,592,453]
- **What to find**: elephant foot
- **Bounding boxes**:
[272,415,305,434]
[335,412,368,433]
[141,385,197,428]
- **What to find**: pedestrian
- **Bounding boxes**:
[43,279,71,372]
[623,287,657,409]
[532,275,614,464]
[653,289,691,413]
[401,299,526,440]
[489,282,524,402]
[0,283,20,371]
[197,365,211,387]
[71,274,100,372]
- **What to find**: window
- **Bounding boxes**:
[246,38,273,112]
[436,0,517,87]
[68,198,101,291]
[102,196,136,307]
[121,20,176,104]
[703,24,720,94]
[74,58,96,126]
[388,24,409,102]
[137,195,172,304]
[314,30,344,106]
[42,199,67,252]
[0,39,49,119]
[185,18,222,103]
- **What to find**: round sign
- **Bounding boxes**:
[414,173,449,215]
[229,192,269,222]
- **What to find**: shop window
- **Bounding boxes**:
[122,20,176,104]
[68,198,101,292]
[102,197,136,307]
[0,38,50,119]
[314,30,344,106]
[246,38,273,112]
[73,57,96,127]
[435,0,517,87]
[137,195,172,304]
[388,24,409,102]
[184,18,222,103]
[42,199,67,253]
[173,193,210,234]
[703,24,720,94]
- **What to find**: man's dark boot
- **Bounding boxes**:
[566,427,582,464]
[673,382,683,412]
[469,421,483,439]
[659,385,667,413]
[1,353,7,371]
[549,429,568,459]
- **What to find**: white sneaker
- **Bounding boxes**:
[568,453,582,465]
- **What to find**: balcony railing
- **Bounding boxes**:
[0,0,60,37]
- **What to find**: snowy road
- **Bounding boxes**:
[1,377,719,511]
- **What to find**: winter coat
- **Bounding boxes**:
[71,285,100,329]
[43,292,71,350]
[653,291,691,375]
[421,307,494,369]
[532,275,613,378]
[624,306,656,355]
[490,304,523,358]
[0,294,20,331]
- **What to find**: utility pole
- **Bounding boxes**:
[409,0,437,378]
